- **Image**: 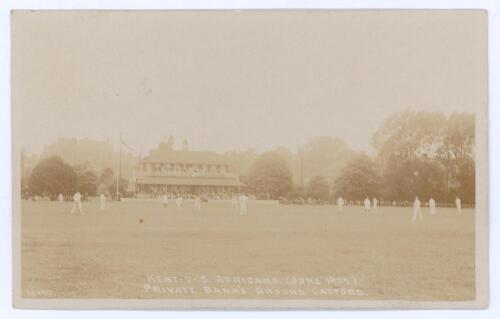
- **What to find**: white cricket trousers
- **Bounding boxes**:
[71,202,84,215]
[240,204,247,216]
[412,208,421,221]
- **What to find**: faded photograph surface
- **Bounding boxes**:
[11,10,488,308]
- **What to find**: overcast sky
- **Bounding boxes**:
[12,10,487,156]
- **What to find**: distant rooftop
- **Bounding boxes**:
[143,143,228,165]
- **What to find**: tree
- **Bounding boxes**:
[288,185,306,200]
[273,147,295,173]
[307,175,330,200]
[371,110,446,162]
[223,149,259,179]
[247,151,293,199]
[99,168,127,197]
[455,160,475,204]
[439,113,475,203]
[74,164,98,196]
[299,137,353,186]
[381,155,446,201]
[372,110,475,203]
[333,154,381,200]
[28,156,78,199]
[99,168,114,189]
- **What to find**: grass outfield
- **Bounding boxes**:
[21,199,475,300]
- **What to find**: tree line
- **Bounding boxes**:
[23,156,127,200]
[23,110,475,205]
[245,111,475,204]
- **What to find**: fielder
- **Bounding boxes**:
[71,191,85,215]
[455,196,462,214]
[239,193,248,216]
[194,195,201,211]
[100,193,106,210]
[231,195,238,209]
[336,196,344,212]
[176,195,183,210]
[412,196,422,221]
[373,197,378,211]
[162,193,169,207]
[429,197,436,215]
[58,193,64,203]
[363,197,371,212]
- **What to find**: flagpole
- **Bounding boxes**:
[115,134,133,200]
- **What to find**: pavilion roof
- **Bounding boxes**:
[136,176,243,186]
[143,149,229,165]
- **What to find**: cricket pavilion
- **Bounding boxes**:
[132,142,244,196]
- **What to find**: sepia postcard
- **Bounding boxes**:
[11,10,489,309]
